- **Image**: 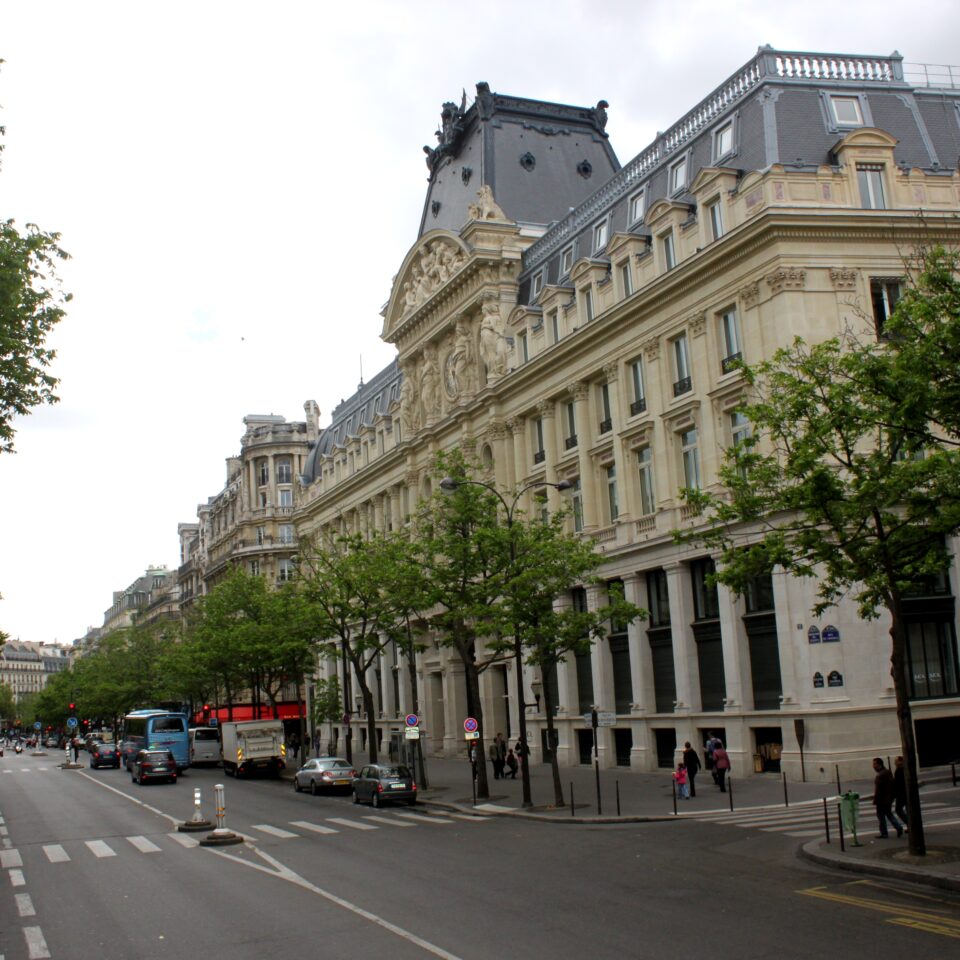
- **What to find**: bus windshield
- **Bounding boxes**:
[120,711,190,771]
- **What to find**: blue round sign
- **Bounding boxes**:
[404,714,419,728]
[67,717,78,728]
[33,721,42,730]
[463,717,478,733]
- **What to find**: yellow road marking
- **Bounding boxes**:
[797,885,960,936]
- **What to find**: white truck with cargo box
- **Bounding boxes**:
[219,720,286,777]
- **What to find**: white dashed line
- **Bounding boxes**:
[42,845,69,863]
[9,868,25,886]
[289,820,338,835]
[251,824,299,839]
[23,926,51,959]
[15,892,36,916]
[0,849,23,868]
[85,840,116,858]
[362,815,415,827]
[327,817,377,831]
[126,835,162,853]
[168,831,199,848]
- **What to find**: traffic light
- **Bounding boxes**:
[68,703,75,712]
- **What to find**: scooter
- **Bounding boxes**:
[14,742,23,754]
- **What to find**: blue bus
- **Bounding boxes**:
[120,710,190,771]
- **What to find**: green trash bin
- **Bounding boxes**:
[840,790,861,844]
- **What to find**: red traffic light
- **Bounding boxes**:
[69,703,75,711]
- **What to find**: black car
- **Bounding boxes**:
[352,763,417,807]
[131,749,178,785]
[89,741,121,769]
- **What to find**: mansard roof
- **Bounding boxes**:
[419,82,620,238]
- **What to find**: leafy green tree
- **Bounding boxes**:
[679,255,960,855]
[296,532,401,765]
[0,681,15,724]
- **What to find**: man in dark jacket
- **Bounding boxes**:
[872,757,904,838]
[682,742,701,798]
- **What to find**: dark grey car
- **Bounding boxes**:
[352,763,417,807]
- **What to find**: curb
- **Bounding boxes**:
[798,840,960,893]
[419,798,679,824]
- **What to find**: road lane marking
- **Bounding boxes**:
[85,840,116,858]
[42,845,69,863]
[798,885,960,937]
[887,917,960,939]
[251,824,299,839]
[0,826,7,836]
[447,813,491,821]
[126,835,162,853]
[23,926,50,959]
[289,820,338,835]
[327,818,377,831]
[394,812,454,824]
[15,893,35,917]
[207,844,464,960]
[362,816,415,827]
[168,832,199,848]
[0,849,23,868]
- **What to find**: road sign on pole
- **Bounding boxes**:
[463,717,478,734]
[67,717,78,729]
[404,714,419,728]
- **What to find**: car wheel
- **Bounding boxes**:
[372,791,381,809]
[311,779,319,796]
[294,778,301,792]
[352,789,360,804]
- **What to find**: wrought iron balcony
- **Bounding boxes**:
[673,376,692,397]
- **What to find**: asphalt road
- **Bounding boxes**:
[2,752,959,959]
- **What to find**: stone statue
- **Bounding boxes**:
[399,240,467,317]
[445,317,475,399]
[468,185,507,221]
[592,99,609,133]
[399,373,418,438]
[419,346,441,420]
[479,301,508,379]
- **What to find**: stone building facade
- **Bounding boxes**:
[0,641,71,705]
[194,47,960,779]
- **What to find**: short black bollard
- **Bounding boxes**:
[570,782,575,817]
[952,762,957,788]
[823,796,831,844]
[837,802,845,853]
[672,778,678,816]
[782,772,789,807]
[836,763,842,794]
[616,779,621,817]
[728,776,734,812]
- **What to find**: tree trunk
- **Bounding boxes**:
[404,623,428,788]
[542,658,565,807]
[462,653,489,800]
[888,596,926,855]
[359,682,377,764]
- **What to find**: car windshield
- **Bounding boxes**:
[144,752,170,761]
[321,760,351,770]
[379,765,411,778]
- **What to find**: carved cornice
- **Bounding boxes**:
[487,419,508,441]
[642,336,660,362]
[688,311,707,338]
[602,361,619,383]
[739,281,760,308]
[765,267,807,295]
[506,415,525,436]
[537,399,556,419]
[569,381,590,402]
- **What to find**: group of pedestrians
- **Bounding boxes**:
[488,732,527,780]
[673,732,731,799]
[872,755,908,838]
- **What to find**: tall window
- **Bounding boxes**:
[629,358,646,415]
[637,446,656,515]
[277,558,295,582]
[276,458,292,484]
[531,271,544,300]
[518,331,529,363]
[599,382,613,433]
[672,333,692,396]
[572,587,594,712]
[278,488,293,507]
[255,526,265,545]
[871,278,902,339]
[680,427,701,491]
[714,121,734,161]
[708,199,724,241]
[661,230,676,271]
[565,402,577,449]
[550,309,561,343]
[691,558,720,620]
[581,288,594,322]
[560,246,574,276]
[646,569,671,627]
[533,418,545,464]
[279,524,295,544]
[620,261,634,297]
[249,559,260,576]
[571,477,584,532]
[857,164,886,209]
[606,463,619,522]
[257,460,269,486]
[719,307,742,372]
[629,189,646,224]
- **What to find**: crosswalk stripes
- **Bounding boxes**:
[327,817,378,831]
[251,824,300,839]
[168,832,199,848]
[362,815,415,827]
[394,811,455,824]
[126,835,162,854]
[684,800,954,837]
[42,845,69,863]
[289,820,338,835]
[85,840,116,858]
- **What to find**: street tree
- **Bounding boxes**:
[679,255,960,855]
[295,531,401,765]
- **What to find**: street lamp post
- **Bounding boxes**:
[440,474,570,809]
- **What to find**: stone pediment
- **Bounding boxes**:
[382,230,471,343]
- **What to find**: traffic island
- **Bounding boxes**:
[179,787,213,832]
[196,783,243,846]
[198,829,244,847]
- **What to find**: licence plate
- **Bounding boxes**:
[390,783,406,789]
[334,779,351,785]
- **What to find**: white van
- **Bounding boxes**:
[189,727,221,766]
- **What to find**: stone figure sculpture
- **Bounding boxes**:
[468,185,507,221]
[419,346,441,420]
[479,301,508,379]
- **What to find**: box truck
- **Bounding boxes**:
[219,720,286,777]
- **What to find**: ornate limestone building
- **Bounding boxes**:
[287,48,960,779]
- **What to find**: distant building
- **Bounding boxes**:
[0,641,71,704]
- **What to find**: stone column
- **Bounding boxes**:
[571,381,596,529]
[665,562,698,714]
[603,362,630,523]
[586,583,614,768]
[716,580,750,710]
[508,416,526,486]
[489,419,511,491]
[536,399,561,512]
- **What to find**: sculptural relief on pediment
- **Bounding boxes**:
[396,236,469,320]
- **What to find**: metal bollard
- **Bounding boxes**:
[837,802,845,853]
[728,777,734,812]
[570,782,575,818]
[782,772,789,807]
[952,762,957,788]
[199,783,243,846]
[616,780,621,817]
[835,763,842,794]
[672,778,678,816]
[823,796,831,844]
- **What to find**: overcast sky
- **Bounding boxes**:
[1,0,957,645]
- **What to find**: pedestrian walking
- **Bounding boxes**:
[515,737,530,775]
[682,741,701,798]
[712,741,730,792]
[872,757,904,838]
[704,731,720,784]
[505,748,518,779]
[673,762,689,799]
[893,755,908,827]
[489,739,501,779]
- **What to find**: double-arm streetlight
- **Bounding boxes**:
[440,474,571,808]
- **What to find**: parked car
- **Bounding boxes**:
[294,757,356,795]
[130,749,178,785]
[44,737,59,749]
[89,741,121,769]
[352,763,417,807]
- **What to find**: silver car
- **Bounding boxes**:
[293,757,356,795]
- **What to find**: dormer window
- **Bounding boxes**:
[830,96,863,126]
[714,121,734,161]
[670,156,688,194]
[857,163,886,210]
[593,220,608,253]
[661,229,676,271]
[629,190,646,224]
[531,270,544,300]
[560,246,574,276]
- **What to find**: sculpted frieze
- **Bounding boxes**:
[400,239,468,318]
